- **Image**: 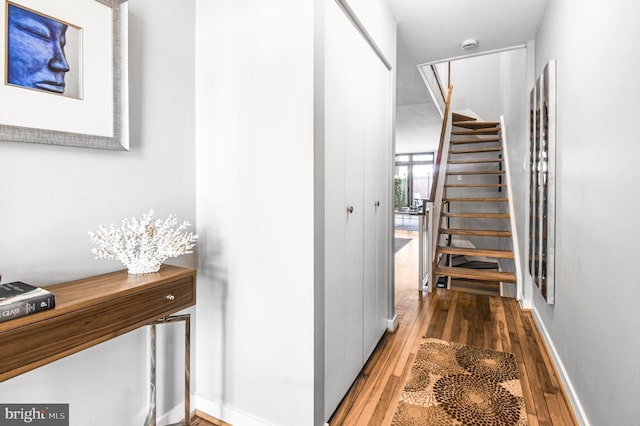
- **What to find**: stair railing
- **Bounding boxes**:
[430,64,447,105]
[420,84,453,292]
[418,62,450,118]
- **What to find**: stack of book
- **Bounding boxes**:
[0,281,56,323]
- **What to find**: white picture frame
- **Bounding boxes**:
[0,0,128,150]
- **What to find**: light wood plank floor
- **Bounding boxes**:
[328,230,578,425]
[191,410,231,426]
[192,417,216,426]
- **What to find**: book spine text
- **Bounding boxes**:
[0,294,55,323]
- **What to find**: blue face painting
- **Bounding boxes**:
[7,4,70,94]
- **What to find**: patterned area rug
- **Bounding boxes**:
[392,338,528,425]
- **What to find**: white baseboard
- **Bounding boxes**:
[194,395,271,426]
[531,307,590,426]
[519,296,532,310]
[157,401,189,426]
[387,314,398,332]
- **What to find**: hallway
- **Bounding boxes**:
[329,231,577,425]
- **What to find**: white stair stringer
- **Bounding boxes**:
[499,116,523,302]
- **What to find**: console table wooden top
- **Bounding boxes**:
[0,265,196,382]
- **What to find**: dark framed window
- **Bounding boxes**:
[394,152,434,208]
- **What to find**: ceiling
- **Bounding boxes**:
[388,0,548,106]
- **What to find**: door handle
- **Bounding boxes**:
[347,206,354,214]
[375,201,380,207]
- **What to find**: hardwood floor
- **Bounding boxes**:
[191,417,216,426]
[191,410,231,426]
[328,230,578,425]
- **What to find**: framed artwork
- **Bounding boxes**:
[529,60,556,304]
[0,0,128,150]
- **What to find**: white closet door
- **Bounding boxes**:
[363,115,380,361]
[324,0,392,419]
[376,75,392,343]
[324,0,365,417]
[363,63,391,360]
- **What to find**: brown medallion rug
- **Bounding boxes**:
[391,338,528,425]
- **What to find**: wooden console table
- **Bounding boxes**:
[0,265,196,424]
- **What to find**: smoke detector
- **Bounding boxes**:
[461,39,478,50]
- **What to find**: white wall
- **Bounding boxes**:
[532,0,640,424]
[0,0,196,424]
[450,53,503,120]
[395,103,441,154]
[194,1,316,425]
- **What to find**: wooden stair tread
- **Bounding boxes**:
[450,147,503,154]
[447,170,505,175]
[437,246,514,259]
[445,184,507,188]
[448,158,503,164]
[453,121,500,129]
[455,261,500,269]
[452,112,476,122]
[452,128,500,135]
[444,197,508,202]
[435,266,516,283]
[442,212,510,219]
[450,137,501,145]
[439,228,512,237]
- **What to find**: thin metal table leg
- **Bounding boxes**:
[144,324,157,426]
[144,314,191,426]
[183,315,191,426]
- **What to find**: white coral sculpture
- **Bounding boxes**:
[89,210,198,274]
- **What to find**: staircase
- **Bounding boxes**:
[433,112,516,296]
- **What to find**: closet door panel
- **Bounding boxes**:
[324,0,393,418]
[363,62,390,360]
[344,91,365,371]
[376,76,392,342]
[323,0,365,417]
